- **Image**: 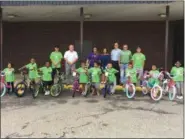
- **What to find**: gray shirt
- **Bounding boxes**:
[111,48,121,61]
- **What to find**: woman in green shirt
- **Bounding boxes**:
[3,62,15,94]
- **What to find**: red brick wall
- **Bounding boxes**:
[2,21,173,70]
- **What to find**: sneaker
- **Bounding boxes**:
[44,91,50,96]
[177,96,183,100]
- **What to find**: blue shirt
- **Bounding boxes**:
[111,48,121,61]
[100,54,111,69]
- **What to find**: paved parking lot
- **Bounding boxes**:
[1,90,184,138]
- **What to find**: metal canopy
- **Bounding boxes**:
[1,0,175,6]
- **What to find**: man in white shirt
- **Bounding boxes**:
[64,44,78,79]
[111,42,121,85]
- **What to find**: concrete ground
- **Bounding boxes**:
[1,90,184,138]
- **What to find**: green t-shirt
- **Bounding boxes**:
[39,67,52,81]
[120,50,132,64]
[3,68,15,82]
[26,63,38,79]
[76,67,89,83]
[149,70,160,84]
[170,66,184,82]
[104,68,118,83]
[88,67,102,83]
[125,68,137,83]
[50,51,63,68]
[132,53,146,69]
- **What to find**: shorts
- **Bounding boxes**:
[43,81,53,87]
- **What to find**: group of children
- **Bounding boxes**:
[1,56,184,99]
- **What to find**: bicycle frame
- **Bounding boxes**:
[0,72,12,90]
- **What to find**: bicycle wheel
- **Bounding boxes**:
[150,85,163,101]
[15,82,27,97]
[32,83,40,99]
[142,81,148,95]
[168,86,177,101]
[0,82,6,97]
[125,83,136,99]
[50,84,62,97]
[103,84,108,98]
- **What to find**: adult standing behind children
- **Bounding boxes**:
[132,46,146,85]
[111,42,121,85]
[64,44,78,83]
[50,45,63,84]
[86,47,100,68]
[119,44,132,85]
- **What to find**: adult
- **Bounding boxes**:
[111,42,122,85]
[64,44,78,78]
[86,47,100,68]
[100,48,111,83]
[132,46,146,85]
[119,44,132,84]
[50,45,63,83]
[100,48,111,70]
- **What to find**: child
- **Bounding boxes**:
[125,62,137,85]
[148,65,160,88]
[76,61,89,95]
[21,58,38,84]
[104,62,118,94]
[170,61,184,99]
[38,62,53,96]
[3,62,15,94]
[88,61,102,96]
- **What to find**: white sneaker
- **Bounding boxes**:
[177,96,183,100]
[44,91,50,96]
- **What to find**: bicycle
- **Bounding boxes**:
[161,71,177,101]
[83,73,94,97]
[15,69,35,97]
[0,71,13,97]
[141,71,163,101]
[50,70,65,97]
[125,76,136,99]
[102,72,114,98]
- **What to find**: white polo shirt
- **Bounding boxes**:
[64,50,78,63]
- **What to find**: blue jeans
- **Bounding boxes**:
[176,81,184,96]
[120,64,128,84]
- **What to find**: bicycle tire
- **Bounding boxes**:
[0,82,6,97]
[125,83,136,99]
[15,82,27,97]
[150,85,163,101]
[142,81,149,95]
[32,83,40,99]
[50,84,62,97]
[168,86,177,101]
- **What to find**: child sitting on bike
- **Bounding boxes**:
[20,58,38,85]
[148,65,160,88]
[3,62,15,94]
[38,62,53,96]
[125,62,137,86]
[88,61,102,96]
[76,61,89,95]
[104,62,118,95]
[170,61,184,99]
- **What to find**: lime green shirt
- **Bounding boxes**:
[104,68,118,83]
[132,53,146,69]
[3,68,15,82]
[50,51,63,68]
[26,63,38,79]
[88,67,102,83]
[149,70,160,84]
[170,66,184,82]
[120,50,132,64]
[39,67,52,81]
[76,67,89,83]
[125,68,137,83]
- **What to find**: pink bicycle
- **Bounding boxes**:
[0,71,13,97]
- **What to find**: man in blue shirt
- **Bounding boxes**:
[111,42,121,85]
